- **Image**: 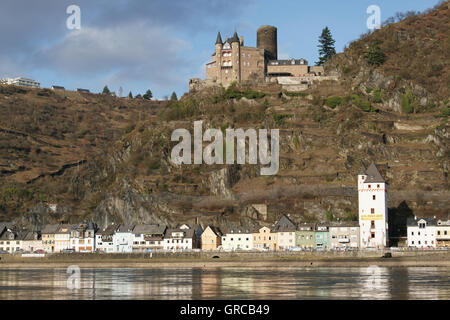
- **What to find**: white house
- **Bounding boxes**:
[113,225,134,253]
[54,225,73,252]
[407,217,437,248]
[132,224,166,252]
[221,227,254,251]
[163,228,196,251]
[95,224,118,253]
[0,77,40,88]
[273,215,297,251]
[358,162,389,249]
[70,222,96,252]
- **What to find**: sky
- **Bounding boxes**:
[0,0,441,99]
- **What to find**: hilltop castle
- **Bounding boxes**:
[190,25,329,91]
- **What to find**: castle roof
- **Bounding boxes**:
[363,162,385,183]
[216,32,223,45]
[231,31,239,43]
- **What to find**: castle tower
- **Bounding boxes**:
[257,25,278,60]
[231,31,241,83]
[215,32,223,84]
[358,162,389,249]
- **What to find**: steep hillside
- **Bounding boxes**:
[0,2,448,239]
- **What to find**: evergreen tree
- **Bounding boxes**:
[170,91,178,101]
[128,91,133,99]
[143,89,153,100]
[102,85,110,95]
[316,27,336,66]
[364,42,386,66]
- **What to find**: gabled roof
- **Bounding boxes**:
[222,226,253,235]
[231,31,239,43]
[55,224,75,234]
[97,224,118,236]
[165,228,195,239]
[407,217,437,227]
[363,162,385,183]
[133,224,166,235]
[273,214,297,232]
[41,224,60,234]
[203,226,222,237]
[116,225,135,233]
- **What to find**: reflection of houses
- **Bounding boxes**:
[70,222,96,252]
[163,227,196,251]
[95,224,118,253]
[274,215,296,251]
[221,227,254,251]
[201,226,222,251]
[436,220,450,248]
[253,226,277,251]
[295,223,315,249]
[407,217,437,248]
[41,224,60,253]
[132,225,167,252]
[329,222,360,249]
[113,225,134,253]
[315,223,330,250]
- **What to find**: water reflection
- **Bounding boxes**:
[0,267,448,300]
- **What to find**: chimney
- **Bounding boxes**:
[240,36,244,46]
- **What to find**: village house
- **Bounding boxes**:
[314,223,330,250]
[407,217,437,248]
[253,226,277,251]
[19,231,42,252]
[132,224,166,252]
[54,224,74,252]
[221,227,254,251]
[95,224,118,253]
[201,226,222,251]
[163,227,196,251]
[295,223,316,249]
[41,224,60,253]
[273,215,297,251]
[113,225,135,253]
[0,229,21,253]
[329,221,360,249]
[436,220,450,248]
[70,222,96,252]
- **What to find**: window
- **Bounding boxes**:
[371,233,375,239]
[373,195,376,200]
[377,184,380,188]
[438,231,441,235]
[371,208,375,214]
[368,185,371,188]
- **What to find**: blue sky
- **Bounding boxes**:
[0,0,439,99]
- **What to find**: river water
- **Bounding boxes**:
[0,267,448,300]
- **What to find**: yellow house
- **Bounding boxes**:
[201,226,222,251]
[253,226,277,251]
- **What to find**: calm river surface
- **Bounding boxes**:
[0,267,448,300]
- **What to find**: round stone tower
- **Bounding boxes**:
[257,25,277,60]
